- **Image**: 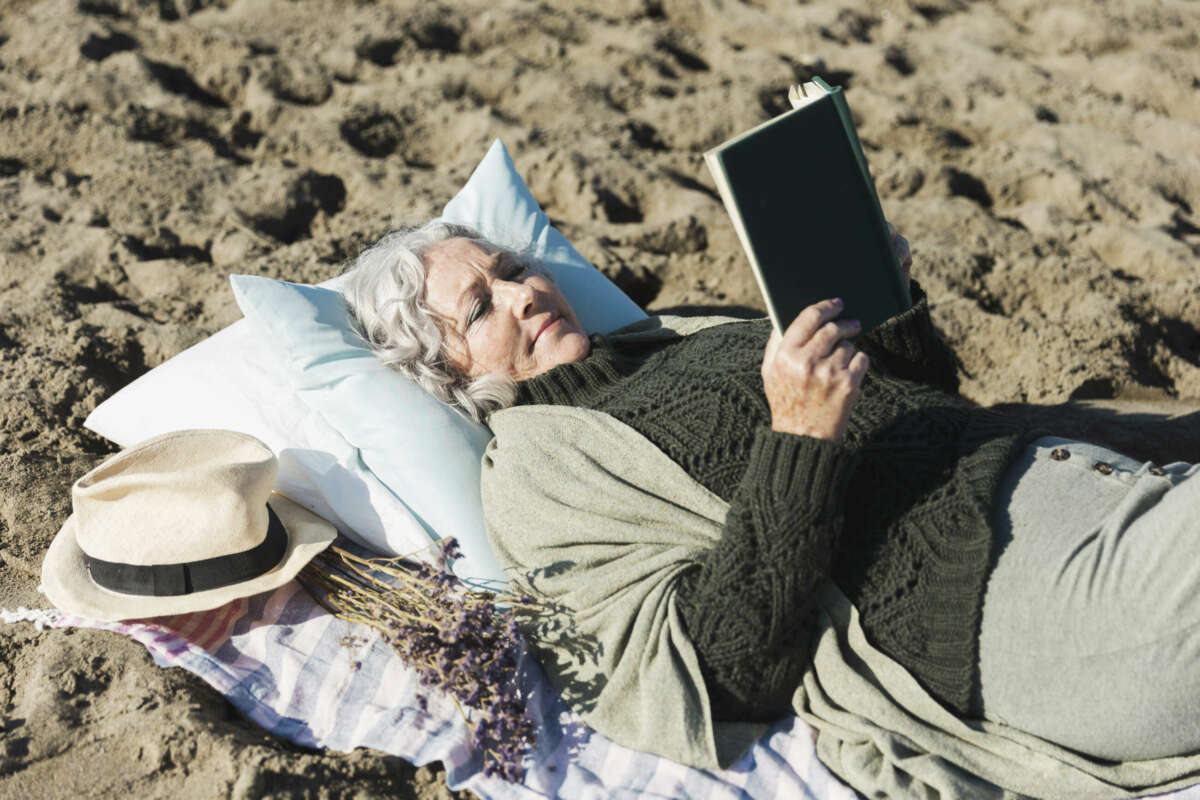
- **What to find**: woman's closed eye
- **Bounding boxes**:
[466,260,528,328]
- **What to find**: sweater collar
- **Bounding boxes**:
[515,332,667,407]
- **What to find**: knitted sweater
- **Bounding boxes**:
[514,286,1035,720]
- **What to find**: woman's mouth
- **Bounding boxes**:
[534,315,560,344]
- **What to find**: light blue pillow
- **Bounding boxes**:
[230,275,504,585]
[232,139,647,588]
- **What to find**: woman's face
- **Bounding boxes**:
[423,237,590,381]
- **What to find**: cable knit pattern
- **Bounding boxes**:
[514,284,1037,721]
[680,430,858,719]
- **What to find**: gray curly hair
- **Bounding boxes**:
[342,220,541,423]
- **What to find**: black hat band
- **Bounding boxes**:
[84,505,289,597]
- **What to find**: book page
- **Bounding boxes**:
[787,81,828,110]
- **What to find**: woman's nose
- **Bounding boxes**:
[495,279,536,317]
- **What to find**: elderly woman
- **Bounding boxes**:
[344,220,1200,796]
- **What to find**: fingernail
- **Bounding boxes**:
[832,297,843,306]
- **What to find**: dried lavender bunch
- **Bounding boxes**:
[300,538,537,782]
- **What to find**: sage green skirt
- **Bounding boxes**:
[978,436,1200,761]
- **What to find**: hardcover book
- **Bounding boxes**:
[704,77,911,335]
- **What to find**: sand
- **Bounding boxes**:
[0,0,1197,796]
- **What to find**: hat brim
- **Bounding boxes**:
[41,494,337,622]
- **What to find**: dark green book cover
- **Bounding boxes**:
[704,80,911,335]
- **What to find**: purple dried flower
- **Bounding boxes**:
[471,724,489,750]
[434,536,463,572]
[304,545,535,783]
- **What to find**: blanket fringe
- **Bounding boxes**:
[1,605,69,630]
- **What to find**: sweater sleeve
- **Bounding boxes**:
[674,426,859,722]
[857,280,960,395]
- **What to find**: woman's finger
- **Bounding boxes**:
[888,222,913,283]
[809,318,862,355]
[829,339,857,369]
[894,235,910,267]
[849,351,870,383]
[784,298,844,346]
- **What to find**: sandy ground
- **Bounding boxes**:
[0,0,1198,796]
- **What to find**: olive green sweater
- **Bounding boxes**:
[515,286,1035,720]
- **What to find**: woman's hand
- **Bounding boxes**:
[762,298,869,441]
[888,222,912,284]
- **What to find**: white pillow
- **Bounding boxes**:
[82,303,433,558]
[230,139,647,587]
[229,275,505,585]
[85,138,644,588]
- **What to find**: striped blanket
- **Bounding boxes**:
[4,574,851,799]
[5,576,1199,800]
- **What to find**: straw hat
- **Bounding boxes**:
[42,429,337,621]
